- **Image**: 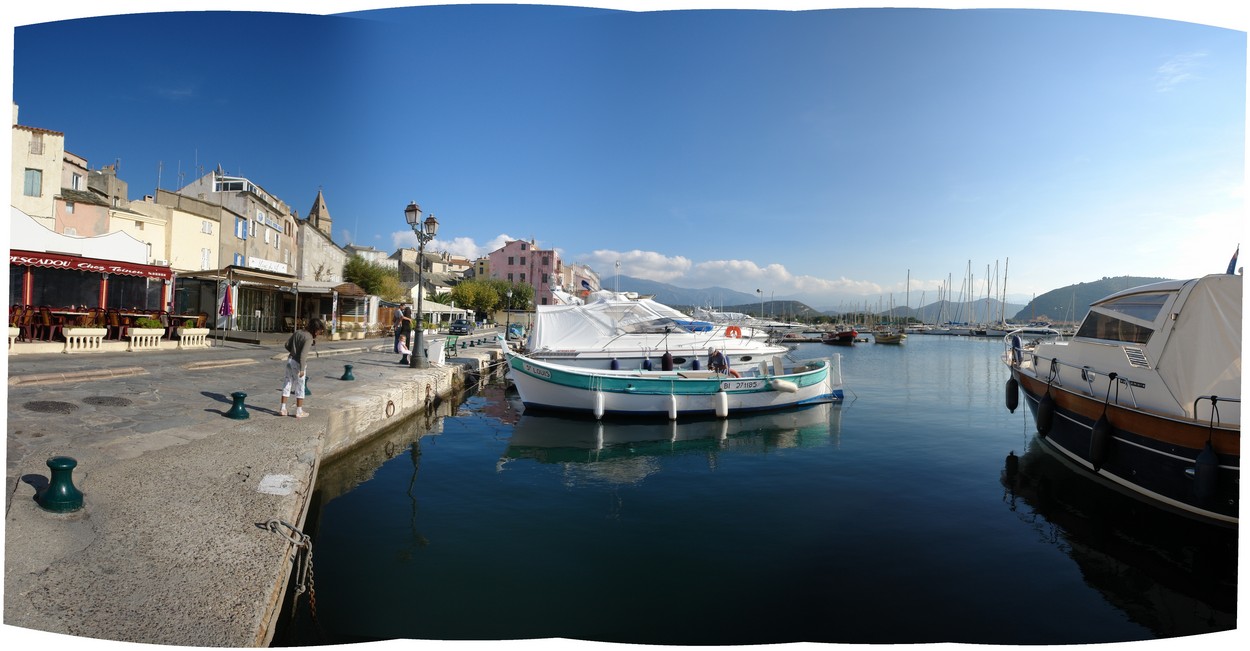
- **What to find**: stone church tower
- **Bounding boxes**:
[306,189,333,238]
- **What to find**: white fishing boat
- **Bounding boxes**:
[1003,273,1241,526]
[525,290,788,372]
[505,336,843,419]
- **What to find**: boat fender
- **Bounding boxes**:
[593,391,605,420]
[1036,390,1054,437]
[770,379,798,393]
[642,358,652,371]
[691,359,701,370]
[1005,377,1019,413]
[1089,414,1112,471]
[668,394,678,420]
[610,358,620,370]
[1010,335,1023,367]
[1004,450,1019,487]
[662,351,674,371]
[715,390,729,418]
[1192,441,1219,504]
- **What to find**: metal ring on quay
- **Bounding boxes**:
[385,400,396,418]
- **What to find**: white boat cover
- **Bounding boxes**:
[528,291,709,352]
[1155,274,1242,422]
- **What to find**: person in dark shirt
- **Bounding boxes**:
[707,348,741,378]
[280,318,325,418]
[397,307,414,364]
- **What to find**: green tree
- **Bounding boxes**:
[342,256,401,298]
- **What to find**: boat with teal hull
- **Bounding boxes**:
[504,338,842,419]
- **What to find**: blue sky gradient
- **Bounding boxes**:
[5,2,1245,310]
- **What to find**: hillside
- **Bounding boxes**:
[1009,276,1170,324]
[597,274,1176,325]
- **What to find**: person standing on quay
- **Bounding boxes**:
[280,318,325,418]
[397,307,414,365]
[392,304,407,355]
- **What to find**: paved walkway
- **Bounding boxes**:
[3,330,504,646]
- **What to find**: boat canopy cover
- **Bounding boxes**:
[528,291,706,351]
[1156,274,1241,422]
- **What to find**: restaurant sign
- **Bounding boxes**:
[10,250,174,280]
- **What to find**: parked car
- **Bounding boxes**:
[449,319,474,335]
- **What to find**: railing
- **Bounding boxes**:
[63,327,107,353]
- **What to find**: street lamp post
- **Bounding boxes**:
[404,201,439,369]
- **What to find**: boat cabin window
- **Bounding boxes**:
[1075,312,1154,344]
[1075,291,1171,344]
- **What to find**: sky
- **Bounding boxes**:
[4,1,1246,311]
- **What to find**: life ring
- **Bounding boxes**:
[725,326,742,338]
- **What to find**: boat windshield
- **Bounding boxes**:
[1075,291,1171,345]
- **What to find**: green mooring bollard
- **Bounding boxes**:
[225,391,250,419]
[341,364,355,381]
[37,456,83,512]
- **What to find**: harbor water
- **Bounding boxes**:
[282,335,1236,645]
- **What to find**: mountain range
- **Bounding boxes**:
[599,274,1175,324]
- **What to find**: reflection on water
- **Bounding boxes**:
[1001,438,1237,638]
[284,339,1236,645]
[498,403,843,486]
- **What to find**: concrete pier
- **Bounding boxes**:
[3,329,504,646]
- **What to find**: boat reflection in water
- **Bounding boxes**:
[1001,439,1236,638]
[498,402,843,483]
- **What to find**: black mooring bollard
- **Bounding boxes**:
[341,364,355,381]
[225,391,250,419]
[37,456,83,512]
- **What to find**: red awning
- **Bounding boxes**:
[10,249,174,281]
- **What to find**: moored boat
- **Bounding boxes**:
[1002,273,1241,526]
[525,290,787,373]
[821,326,858,345]
[505,336,843,419]
[872,329,905,344]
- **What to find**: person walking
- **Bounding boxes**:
[397,307,414,365]
[280,317,325,418]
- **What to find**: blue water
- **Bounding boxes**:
[284,336,1236,645]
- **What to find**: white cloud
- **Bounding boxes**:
[1155,51,1208,92]
[575,249,886,304]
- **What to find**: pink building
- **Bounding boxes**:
[486,239,562,306]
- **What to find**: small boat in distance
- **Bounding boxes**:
[1003,273,1241,526]
[872,328,906,344]
[504,335,843,420]
[821,326,858,345]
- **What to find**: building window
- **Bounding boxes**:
[274,233,281,249]
[64,227,77,236]
[29,132,44,155]
[235,218,248,239]
[542,256,549,266]
[521,243,527,251]
[202,221,213,234]
[23,169,42,197]
[507,273,514,282]
[519,256,526,266]
[71,173,82,190]
[202,248,211,270]
[507,256,514,265]
[65,201,75,214]
[542,273,549,285]
[520,273,526,282]
[234,252,245,266]
[136,220,144,231]
[249,220,257,237]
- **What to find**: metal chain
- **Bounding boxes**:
[265,519,323,634]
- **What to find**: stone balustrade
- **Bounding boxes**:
[63,327,108,353]
[177,327,211,349]
[127,328,165,352]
